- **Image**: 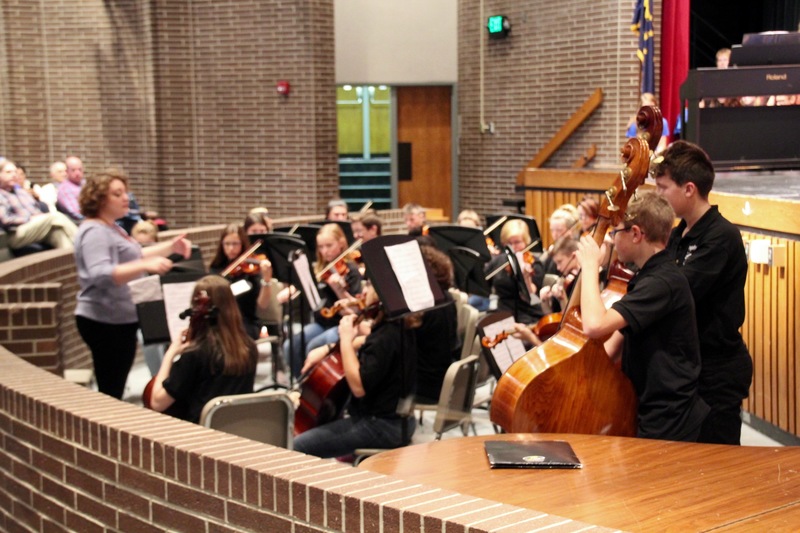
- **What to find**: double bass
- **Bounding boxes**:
[489,105,662,437]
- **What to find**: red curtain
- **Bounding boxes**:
[659,0,690,142]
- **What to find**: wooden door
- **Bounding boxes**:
[397,86,452,219]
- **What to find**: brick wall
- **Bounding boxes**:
[0,284,61,374]
[0,0,337,228]
[457,0,662,216]
[0,347,612,532]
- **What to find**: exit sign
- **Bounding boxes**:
[487,15,510,39]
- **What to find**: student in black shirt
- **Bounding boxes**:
[654,141,753,445]
[148,275,258,423]
[293,283,417,458]
[577,192,709,442]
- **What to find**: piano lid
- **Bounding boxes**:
[731,31,800,67]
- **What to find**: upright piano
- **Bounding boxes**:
[681,32,800,170]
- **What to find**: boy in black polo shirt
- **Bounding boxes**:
[654,141,752,445]
[577,192,709,442]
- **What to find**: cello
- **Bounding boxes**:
[293,302,382,434]
[489,105,662,437]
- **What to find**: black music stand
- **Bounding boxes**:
[273,225,321,259]
[251,233,313,389]
[476,311,528,379]
[323,219,355,245]
[503,245,540,307]
[427,225,492,261]
[449,246,492,298]
[486,214,543,254]
[360,235,450,442]
[360,235,448,320]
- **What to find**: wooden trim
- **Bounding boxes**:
[711,191,800,236]
[515,88,604,186]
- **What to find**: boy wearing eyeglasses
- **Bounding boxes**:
[577,191,709,442]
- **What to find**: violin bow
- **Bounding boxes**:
[485,239,541,281]
[220,240,263,277]
[316,238,363,281]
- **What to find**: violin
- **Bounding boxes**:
[316,239,363,283]
[481,323,540,349]
[228,253,268,276]
[319,295,365,318]
[294,302,383,435]
[317,258,349,283]
[220,241,265,278]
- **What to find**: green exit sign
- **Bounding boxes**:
[487,15,510,38]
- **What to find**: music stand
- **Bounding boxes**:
[360,235,449,442]
[503,246,539,307]
[323,219,355,245]
[476,311,528,379]
[360,235,448,320]
[272,225,321,259]
[486,214,543,254]
[427,225,492,261]
[251,233,313,389]
[449,246,492,298]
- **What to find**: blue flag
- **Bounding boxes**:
[631,0,655,94]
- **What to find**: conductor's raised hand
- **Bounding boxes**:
[171,233,192,259]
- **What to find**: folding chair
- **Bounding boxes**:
[199,390,295,449]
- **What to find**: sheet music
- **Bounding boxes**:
[128,275,162,304]
[484,317,527,374]
[162,282,197,342]
[293,253,321,311]
[385,240,435,312]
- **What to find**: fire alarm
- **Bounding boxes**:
[276,80,291,96]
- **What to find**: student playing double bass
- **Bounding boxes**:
[576,192,709,442]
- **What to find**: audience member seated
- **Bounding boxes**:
[147,275,259,423]
[56,156,85,223]
[34,161,66,213]
[0,159,77,253]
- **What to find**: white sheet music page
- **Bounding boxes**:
[385,240,435,312]
[484,317,527,374]
[128,275,162,304]
[162,282,197,342]
[293,253,321,311]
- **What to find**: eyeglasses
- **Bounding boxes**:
[609,227,632,238]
